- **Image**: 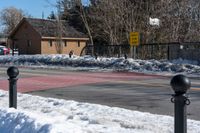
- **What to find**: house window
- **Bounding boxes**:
[49,40,52,47]
[27,40,31,47]
[78,41,80,47]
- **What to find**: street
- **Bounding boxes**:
[0,67,200,120]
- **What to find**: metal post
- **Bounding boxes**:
[124,54,127,59]
[94,53,98,60]
[133,46,136,59]
[7,66,19,109]
[170,74,191,133]
[69,50,73,58]
[167,44,170,60]
[130,46,133,58]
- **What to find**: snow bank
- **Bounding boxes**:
[0,108,51,133]
[0,90,199,133]
[0,55,200,75]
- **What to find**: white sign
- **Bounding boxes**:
[149,17,160,26]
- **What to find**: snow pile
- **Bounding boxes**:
[0,55,200,75]
[0,90,199,133]
[0,108,51,133]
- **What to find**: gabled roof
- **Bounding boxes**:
[10,17,88,39]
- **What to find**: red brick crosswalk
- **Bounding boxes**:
[0,72,160,92]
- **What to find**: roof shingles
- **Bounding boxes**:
[26,18,88,38]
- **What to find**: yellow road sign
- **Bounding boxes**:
[130,32,139,46]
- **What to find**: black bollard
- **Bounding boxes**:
[69,50,73,58]
[170,74,191,133]
[124,54,127,59]
[7,66,19,109]
[94,53,98,60]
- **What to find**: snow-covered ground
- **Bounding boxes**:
[0,54,200,133]
[0,90,200,133]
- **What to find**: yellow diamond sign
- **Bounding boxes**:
[130,32,139,46]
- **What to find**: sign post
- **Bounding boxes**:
[129,32,139,59]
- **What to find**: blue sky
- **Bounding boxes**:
[0,0,89,19]
[0,0,90,19]
[0,0,89,32]
[0,0,57,18]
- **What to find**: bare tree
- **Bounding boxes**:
[50,0,200,57]
[89,0,150,44]
[45,0,65,54]
[54,0,94,54]
[89,0,120,45]
[0,7,26,34]
[75,0,94,46]
[55,1,64,54]
[145,0,200,43]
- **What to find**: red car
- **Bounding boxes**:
[0,45,10,55]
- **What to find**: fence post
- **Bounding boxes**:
[7,66,19,109]
[170,74,191,133]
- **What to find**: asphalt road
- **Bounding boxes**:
[0,67,200,120]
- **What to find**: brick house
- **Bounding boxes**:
[8,18,89,55]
